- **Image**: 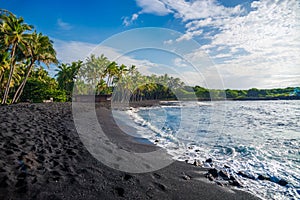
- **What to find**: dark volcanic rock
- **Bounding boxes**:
[229,176,243,187]
[278,179,288,186]
[218,170,230,180]
[205,173,214,181]
[237,171,255,180]
[230,179,243,187]
[216,181,224,187]
[182,174,191,180]
[208,168,218,178]
[193,160,202,166]
[258,174,270,181]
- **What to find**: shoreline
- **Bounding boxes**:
[0,102,260,199]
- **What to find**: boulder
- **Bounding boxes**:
[237,171,255,180]
[224,165,230,169]
[258,174,270,181]
[205,173,214,181]
[230,179,243,187]
[193,160,202,167]
[208,168,218,178]
[216,181,224,186]
[278,179,288,186]
[182,174,191,180]
[229,176,243,187]
[218,170,230,180]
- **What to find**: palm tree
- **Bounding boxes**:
[0,51,10,90]
[80,54,109,87]
[0,12,33,104]
[104,61,118,87]
[12,32,57,103]
[56,61,82,100]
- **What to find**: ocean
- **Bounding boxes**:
[114,100,300,199]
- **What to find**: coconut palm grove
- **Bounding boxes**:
[0,10,298,104]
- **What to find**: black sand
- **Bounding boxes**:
[0,103,260,199]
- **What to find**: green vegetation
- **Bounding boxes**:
[0,9,59,104]
[0,10,299,104]
[20,67,66,103]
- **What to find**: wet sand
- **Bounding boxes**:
[0,102,260,199]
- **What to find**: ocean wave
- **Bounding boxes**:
[123,101,300,200]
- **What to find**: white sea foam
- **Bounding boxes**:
[121,101,300,200]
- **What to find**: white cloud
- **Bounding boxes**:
[135,0,172,16]
[122,13,139,26]
[57,18,72,30]
[51,38,225,88]
[209,0,300,89]
[52,38,158,76]
[212,53,232,59]
[137,0,300,89]
[160,0,244,21]
[176,30,203,42]
[163,39,174,45]
[53,39,96,63]
[123,0,172,26]
[173,57,188,67]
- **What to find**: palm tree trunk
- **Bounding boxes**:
[2,43,17,104]
[12,59,34,103]
[0,73,4,88]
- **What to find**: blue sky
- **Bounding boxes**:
[2,0,300,89]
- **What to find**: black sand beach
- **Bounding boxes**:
[0,103,260,199]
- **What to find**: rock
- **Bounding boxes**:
[205,158,213,163]
[229,175,236,181]
[206,173,214,181]
[193,160,202,167]
[278,179,288,186]
[154,182,167,191]
[216,181,224,186]
[182,174,191,180]
[237,171,255,180]
[208,168,218,178]
[203,162,212,168]
[218,170,230,180]
[258,174,270,181]
[154,140,159,143]
[229,176,243,187]
[230,179,243,187]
